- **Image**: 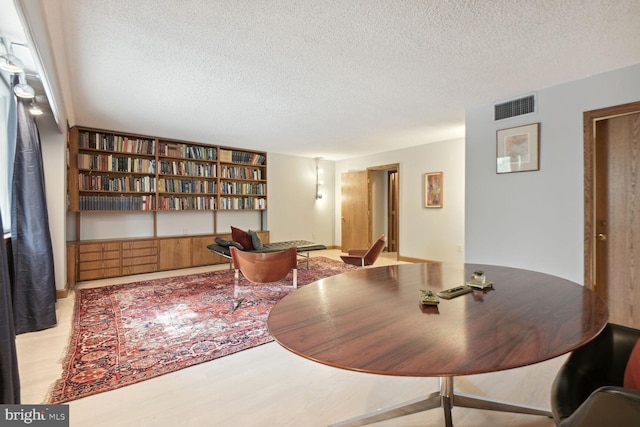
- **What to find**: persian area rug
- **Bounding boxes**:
[48,257,356,404]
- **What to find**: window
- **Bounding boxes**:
[0,78,10,235]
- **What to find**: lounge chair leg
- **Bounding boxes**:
[293,269,298,288]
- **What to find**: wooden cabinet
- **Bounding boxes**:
[122,239,158,276]
[70,231,270,283]
[77,242,121,281]
[191,235,224,267]
[158,237,192,270]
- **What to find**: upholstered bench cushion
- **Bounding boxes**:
[207,240,326,258]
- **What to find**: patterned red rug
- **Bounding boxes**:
[48,257,356,404]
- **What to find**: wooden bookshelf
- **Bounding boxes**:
[68,127,157,212]
[157,139,219,211]
[68,126,267,213]
[218,148,267,211]
[66,126,270,284]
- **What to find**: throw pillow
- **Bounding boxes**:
[624,338,640,390]
[214,236,244,250]
[231,226,254,251]
[248,230,264,250]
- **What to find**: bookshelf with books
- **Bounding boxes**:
[157,139,219,211]
[67,126,269,283]
[218,148,267,211]
[68,127,157,212]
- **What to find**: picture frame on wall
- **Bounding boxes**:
[425,172,443,208]
[496,123,540,173]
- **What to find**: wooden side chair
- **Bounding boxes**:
[340,235,386,267]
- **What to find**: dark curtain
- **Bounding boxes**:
[10,76,57,334]
[0,215,20,403]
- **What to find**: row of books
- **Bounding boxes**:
[79,195,155,211]
[79,174,156,192]
[79,132,155,155]
[158,160,216,177]
[218,197,266,210]
[220,165,263,180]
[157,178,216,193]
[157,196,216,210]
[219,181,266,195]
[158,142,217,160]
[219,149,266,165]
[78,154,157,173]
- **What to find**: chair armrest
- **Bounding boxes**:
[347,249,367,256]
[558,386,640,427]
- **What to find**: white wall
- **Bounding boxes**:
[37,115,66,292]
[267,153,335,244]
[465,63,640,283]
[335,138,465,263]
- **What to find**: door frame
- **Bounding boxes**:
[583,101,640,290]
[368,163,400,261]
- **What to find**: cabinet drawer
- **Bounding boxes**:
[79,258,121,271]
[122,255,158,266]
[122,247,158,258]
[78,269,105,281]
[79,250,120,262]
[79,242,121,253]
[122,264,157,275]
[78,266,120,281]
[122,240,158,250]
[102,267,121,278]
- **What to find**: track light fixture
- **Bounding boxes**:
[315,157,324,200]
[28,102,43,116]
[0,36,24,73]
[14,72,35,99]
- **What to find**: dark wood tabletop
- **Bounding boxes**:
[268,263,609,378]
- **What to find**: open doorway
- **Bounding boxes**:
[369,164,399,260]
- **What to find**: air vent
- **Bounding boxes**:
[494,94,536,121]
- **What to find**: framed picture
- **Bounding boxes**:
[496,123,540,173]
[425,172,443,208]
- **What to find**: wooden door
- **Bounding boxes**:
[341,170,370,252]
[585,102,640,328]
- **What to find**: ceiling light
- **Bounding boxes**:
[0,36,24,73]
[28,102,43,116]
[14,73,35,99]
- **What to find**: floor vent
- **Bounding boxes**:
[494,94,536,121]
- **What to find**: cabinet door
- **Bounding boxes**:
[158,238,192,270]
[191,235,226,266]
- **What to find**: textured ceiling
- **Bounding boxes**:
[23,1,640,158]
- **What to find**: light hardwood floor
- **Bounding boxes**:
[16,250,563,426]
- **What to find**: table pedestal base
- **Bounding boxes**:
[328,376,552,427]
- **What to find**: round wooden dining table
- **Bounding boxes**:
[267,262,608,427]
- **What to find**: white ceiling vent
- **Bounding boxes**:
[494,94,536,121]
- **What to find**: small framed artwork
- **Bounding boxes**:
[425,172,443,208]
[496,123,540,173]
